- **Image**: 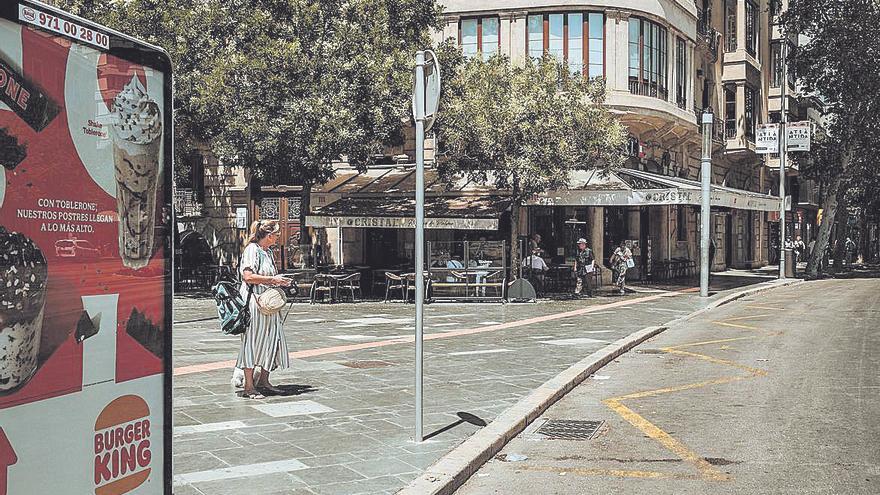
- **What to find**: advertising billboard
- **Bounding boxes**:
[0,1,171,494]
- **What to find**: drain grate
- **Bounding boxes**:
[536,419,603,440]
[339,360,394,369]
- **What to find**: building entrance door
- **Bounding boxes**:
[256,195,304,271]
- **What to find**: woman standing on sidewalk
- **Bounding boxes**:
[610,240,633,295]
[237,220,292,399]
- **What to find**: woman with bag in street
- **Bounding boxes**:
[610,240,633,296]
[237,220,292,399]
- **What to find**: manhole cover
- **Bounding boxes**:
[339,360,394,369]
[536,420,603,440]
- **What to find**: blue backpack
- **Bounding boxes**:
[212,279,253,335]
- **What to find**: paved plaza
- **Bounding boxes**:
[171,275,773,495]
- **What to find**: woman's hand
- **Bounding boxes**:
[271,275,292,287]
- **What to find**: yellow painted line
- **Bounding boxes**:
[712,321,763,331]
[608,375,750,401]
[744,304,786,311]
[666,336,760,349]
[603,399,730,481]
[519,465,707,481]
[718,314,771,322]
[662,348,768,376]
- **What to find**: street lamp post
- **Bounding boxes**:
[778,42,788,279]
[700,109,713,297]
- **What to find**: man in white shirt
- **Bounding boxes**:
[522,248,548,295]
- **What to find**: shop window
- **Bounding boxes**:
[460,17,500,60]
[628,17,667,100]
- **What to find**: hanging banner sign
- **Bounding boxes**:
[786,121,811,152]
[756,123,779,154]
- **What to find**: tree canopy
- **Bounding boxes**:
[55,0,442,186]
[781,0,880,273]
[433,47,626,261]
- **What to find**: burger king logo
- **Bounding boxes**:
[93,395,153,495]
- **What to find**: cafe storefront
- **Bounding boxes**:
[526,168,783,281]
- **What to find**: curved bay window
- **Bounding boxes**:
[527,12,604,77]
[628,17,667,100]
[460,17,500,60]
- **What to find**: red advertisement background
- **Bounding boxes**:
[0,25,166,408]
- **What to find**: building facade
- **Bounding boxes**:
[431,0,802,274]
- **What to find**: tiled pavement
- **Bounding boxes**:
[171,275,772,495]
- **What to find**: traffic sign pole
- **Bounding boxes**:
[413,50,425,443]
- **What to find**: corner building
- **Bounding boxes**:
[434,0,788,276]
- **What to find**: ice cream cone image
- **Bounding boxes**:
[0,227,48,393]
[110,75,162,270]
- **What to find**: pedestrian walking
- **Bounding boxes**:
[573,238,595,298]
[610,240,633,295]
[236,220,292,399]
[794,236,806,263]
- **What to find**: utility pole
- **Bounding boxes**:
[700,110,713,297]
[778,42,788,279]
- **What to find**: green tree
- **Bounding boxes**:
[434,50,626,268]
[782,0,880,276]
[56,0,442,234]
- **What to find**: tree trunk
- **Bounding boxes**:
[832,203,848,271]
[806,148,852,277]
[509,200,522,281]
[299,182,313,267]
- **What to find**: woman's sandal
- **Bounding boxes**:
[238,389,265,399]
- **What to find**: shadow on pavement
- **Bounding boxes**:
[424,412,488,441]
[261,384,319,397]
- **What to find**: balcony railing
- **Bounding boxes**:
[695,107,727,142]
[628,79,669,101]
[174,188,204,217]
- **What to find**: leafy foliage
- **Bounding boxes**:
[433,48,626,262]
[434,51,626,200]
[55,0,442,186]
[781,0,880,271]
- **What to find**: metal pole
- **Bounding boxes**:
[413,50,426,443]
[778,42,788,279]
[700,111,713,297]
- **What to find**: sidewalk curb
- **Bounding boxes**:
[396,278,804,495]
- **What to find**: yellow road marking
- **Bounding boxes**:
[666,336,759,349]
[519,465,708,480]
[719,314,772,322]
[603,399,731,481]
[608,375,751,401]
[712,321,763,331]
[744,304,786,311]
[661,348,768,376]
[594,310,778,482]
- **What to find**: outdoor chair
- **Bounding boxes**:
[384,272,409,302]
[310,274,335,304]
[335,272,363,302]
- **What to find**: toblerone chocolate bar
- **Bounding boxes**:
[0,55,60,132]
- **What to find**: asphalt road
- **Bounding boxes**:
[457,278,880,495]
